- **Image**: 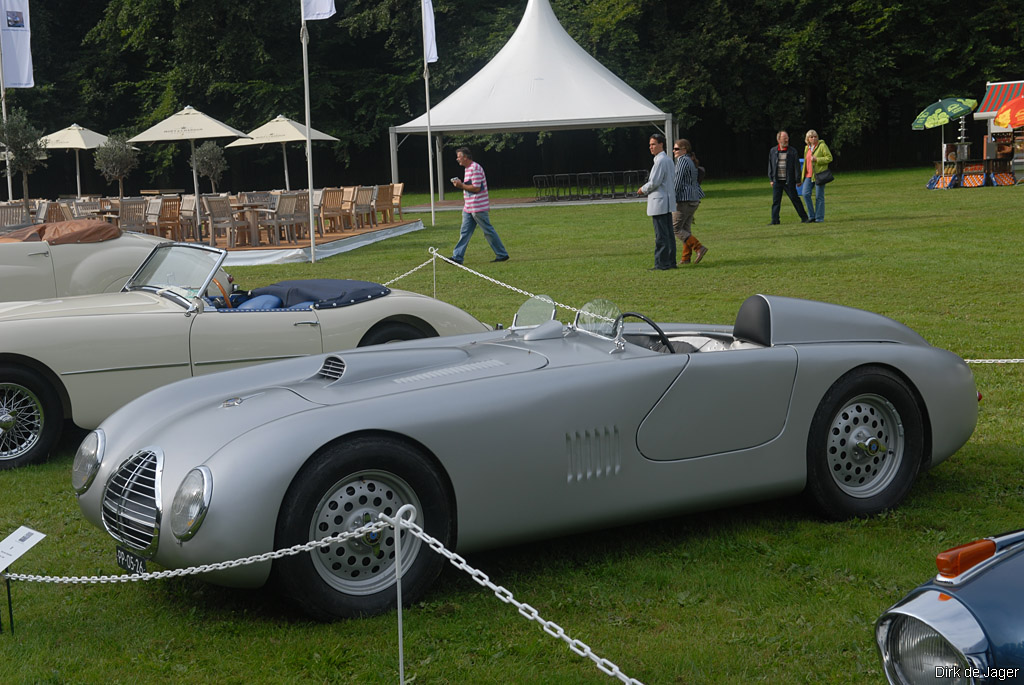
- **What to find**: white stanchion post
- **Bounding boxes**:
[393,503,417,685]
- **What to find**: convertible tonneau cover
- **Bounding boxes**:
[250,279,390,309]
[0,219,120,245]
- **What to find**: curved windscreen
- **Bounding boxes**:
[125,244,225,299]
[574,299,622,339]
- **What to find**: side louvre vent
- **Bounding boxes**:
[318,356,346,381]
[566,427,621,484]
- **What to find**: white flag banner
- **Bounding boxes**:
[422,0,437,63]
[301,0,336,21]
[0,0,33,88]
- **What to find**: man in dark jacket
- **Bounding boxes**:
[768,130,811,225]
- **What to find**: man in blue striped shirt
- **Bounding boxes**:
[672,139,708,264]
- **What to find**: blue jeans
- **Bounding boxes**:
[452,211,508,262]
[801,178,825,222]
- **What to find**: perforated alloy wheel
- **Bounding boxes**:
[0,365,63,470]
[825,393,903,498]
[274,437,453,620]
[806,367,924,519]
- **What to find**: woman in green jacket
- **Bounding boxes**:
[802,130,832,222]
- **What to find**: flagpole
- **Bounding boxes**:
[421,0,435,226]
[0,29,12,202]
[301,19,317,263]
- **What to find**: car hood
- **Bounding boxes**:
[0,290,168,321]
[286,341,550,405]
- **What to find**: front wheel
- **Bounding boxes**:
[273,437,453,620]
[806,367,924,519]
[0,365,64,470]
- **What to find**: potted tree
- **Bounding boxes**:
[0,108,46,217]
[93,134,139,199]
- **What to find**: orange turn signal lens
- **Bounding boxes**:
[936,539,996,578]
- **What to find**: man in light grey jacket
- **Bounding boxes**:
[637,133,676,270]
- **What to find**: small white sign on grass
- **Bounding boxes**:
[0,526,45,575]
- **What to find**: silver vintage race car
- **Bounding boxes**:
[73,295,978,620]
[0,241,488,469]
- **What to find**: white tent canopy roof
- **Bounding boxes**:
[394,0,668,134]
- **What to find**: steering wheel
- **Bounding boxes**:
[615,312,675,353]
[211,277,232,308]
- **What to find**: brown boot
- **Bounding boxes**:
[679,235,693,264]
[688,235,708,264]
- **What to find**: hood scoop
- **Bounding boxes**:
[317,356,346,381]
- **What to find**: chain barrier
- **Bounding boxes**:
[378,511,644,685]
[965,359,1024,364]
[3,511,642,684]
[2,520,390,585]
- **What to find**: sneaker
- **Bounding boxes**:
[801,217,813,223]
[491,255,510,262]
[449,256,463,264]
[693,246,708,264]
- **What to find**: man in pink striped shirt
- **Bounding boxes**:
[449,147,509,264]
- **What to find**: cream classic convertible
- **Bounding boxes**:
[0,220,166,303]
[0,242,489,469]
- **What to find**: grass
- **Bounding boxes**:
[2,167,1022,683]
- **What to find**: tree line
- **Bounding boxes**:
[7,0,1023,198]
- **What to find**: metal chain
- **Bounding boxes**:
[2,520,389,585]
[379,511,645,685]
[6,511,642,683]
[383,257,435,287]
[965,359,1024,364]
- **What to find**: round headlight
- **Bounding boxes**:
[71,430,104,495]
[881,614,971,685]
[170,467,212,541]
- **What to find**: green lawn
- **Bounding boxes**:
[2,168,1022,684]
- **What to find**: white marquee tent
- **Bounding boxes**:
[389,0,672,196]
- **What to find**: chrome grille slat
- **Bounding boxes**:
[318,356,346,381]
[101,449,163,556]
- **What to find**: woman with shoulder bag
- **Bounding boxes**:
[802,130,833,223]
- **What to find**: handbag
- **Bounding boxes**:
[815,168,835,184]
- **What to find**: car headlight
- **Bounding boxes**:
[71,430,104,495]
[170,466,212,541]
[877,614,972,685]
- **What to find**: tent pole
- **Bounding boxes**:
[424,62,435,226]
[389,127,399,184]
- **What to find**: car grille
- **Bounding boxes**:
[102,449,162,556]
[318,356,346,381]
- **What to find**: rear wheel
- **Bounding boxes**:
[273,437,453,620]
[359,322,429,346]
[806,367,924,519]
[0,365,63,470]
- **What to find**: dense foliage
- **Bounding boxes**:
[11,0,1024,196]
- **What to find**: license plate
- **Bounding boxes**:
[116,546,147,575]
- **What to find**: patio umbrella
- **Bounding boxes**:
[225,115,338,191]
[994,95,1024,129]
[39,124,108,198]
[912,98,979,185]
[129,106,249,244]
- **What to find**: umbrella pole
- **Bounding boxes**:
[191,139,208,246]
[301,20,317,263]
[282,142,290,191]
[75,149,82,198]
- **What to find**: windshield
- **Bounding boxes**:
[124,244,226,299]
[574,299,622,340]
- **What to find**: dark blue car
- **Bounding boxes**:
[876,530,1024,683]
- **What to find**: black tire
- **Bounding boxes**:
[0,365,63,470]
[273,436,453,620]
[805,366,924,519]
[358,321,429,347]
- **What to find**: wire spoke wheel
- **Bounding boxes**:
[0,382,44,461]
